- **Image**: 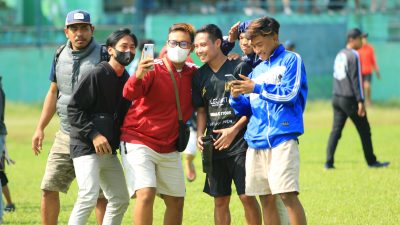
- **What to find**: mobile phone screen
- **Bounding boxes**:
[224,74,237,92]
[143,44,154,59]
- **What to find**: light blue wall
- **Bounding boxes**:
[1,10,399,102]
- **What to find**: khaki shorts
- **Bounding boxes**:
[245,139,300,195]
[41,131,105,197]
[40,151,75,193]
[50,130,70,154]
[121,142,185,198]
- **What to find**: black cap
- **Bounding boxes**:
[347,28,367,39]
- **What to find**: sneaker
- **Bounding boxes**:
[324,163,335,170]
[368,161,390,168]
[4,203,15,212]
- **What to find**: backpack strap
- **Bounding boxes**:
[51,44,66,85]
[54,44,66,64]
[162,57,183,121]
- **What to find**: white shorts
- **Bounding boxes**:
[245,139,300,195]
[120,142,186,198]
[182,127,197,156]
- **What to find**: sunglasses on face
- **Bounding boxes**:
[167,40,192,49]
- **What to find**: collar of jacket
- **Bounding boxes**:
[267,44,285,62]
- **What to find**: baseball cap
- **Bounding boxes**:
[347,28,367,39]
[238,21,252,36]
[65,10,91,27]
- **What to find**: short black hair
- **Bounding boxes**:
[246,17,280,40]
[106,28,138,48]
[347,28,365,40]
[196,24,223,43]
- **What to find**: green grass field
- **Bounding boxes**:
[2,101,400,224]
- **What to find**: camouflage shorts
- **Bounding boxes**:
[41,131,105,198]
[40,150,75,193]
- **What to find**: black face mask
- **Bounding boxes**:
[114,49,135,66]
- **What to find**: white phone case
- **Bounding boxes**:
[143,44,154,59]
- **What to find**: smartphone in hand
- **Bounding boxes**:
[143,43,154,70]
[224,74,237,92]
[225,74,237,81]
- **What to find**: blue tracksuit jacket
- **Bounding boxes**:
[229,44,308,149]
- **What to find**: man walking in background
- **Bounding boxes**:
[357,33,381,106]
[325,28,389,169]
[31,10,107,225]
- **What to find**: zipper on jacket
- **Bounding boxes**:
[266,101,272,148]
[266,54,272,148]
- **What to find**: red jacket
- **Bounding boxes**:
[357,43,379,76]
[121,58,198,153]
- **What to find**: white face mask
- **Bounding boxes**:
[167,46,190,63]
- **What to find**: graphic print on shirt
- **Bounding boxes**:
[250,65,286,101]
[202,75,236,129]
[333,53,347,80]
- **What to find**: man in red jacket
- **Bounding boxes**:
[357,33,381,106]
[120,23,197,225]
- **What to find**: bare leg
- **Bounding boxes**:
[134,188,156,225]
[163,195,184,225]
[95,197,107,225]
[363,80,372,106]
[2,185,12,205]
[238,194,262,225]
[214,196,231,225]
[280,192,307,225]
[184,154,196,181]
[259,195,280,225]
[41,190,59,225]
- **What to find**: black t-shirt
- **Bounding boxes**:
[192,59,252,159]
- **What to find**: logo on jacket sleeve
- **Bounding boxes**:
[281,121,289,126]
